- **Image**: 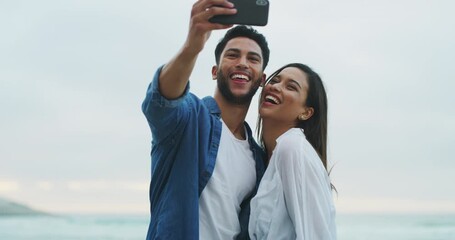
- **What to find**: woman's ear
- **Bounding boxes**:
[211,66,217,80]
[298,107,314,121]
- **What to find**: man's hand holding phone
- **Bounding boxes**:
[209,0,269,26]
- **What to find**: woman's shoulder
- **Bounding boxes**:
[276,128,303,143]
[273,128,320,170]
[275,128,307,152]
[273,129,305,163]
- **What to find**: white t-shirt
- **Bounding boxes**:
[199,120,256,239]
[249,128,337,240]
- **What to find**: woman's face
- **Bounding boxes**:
[259,67,310,126]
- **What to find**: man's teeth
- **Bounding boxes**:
[231,74,249,80]
[265,95,280,104]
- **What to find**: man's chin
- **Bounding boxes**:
[218,80,259,105]
[231,93,258,105]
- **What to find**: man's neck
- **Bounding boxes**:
[214,93,251,140]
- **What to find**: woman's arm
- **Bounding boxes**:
[276,137,335,239]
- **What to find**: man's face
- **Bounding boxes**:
[212,37,265,105]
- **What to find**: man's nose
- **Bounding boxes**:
[236,56,248,69]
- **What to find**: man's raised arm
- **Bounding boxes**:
[158,0,236,99]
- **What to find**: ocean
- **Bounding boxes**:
[0,214,454,240]
[337,214,455,240]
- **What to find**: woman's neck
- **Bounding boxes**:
[262,119,294,160]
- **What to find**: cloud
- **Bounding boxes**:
[66,180,148,192]
[0,180,20,192]
[1,0,454,214]
[35,181,54,191]
[1,179,149,214]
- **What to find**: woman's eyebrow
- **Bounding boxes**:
[289,79,302,89]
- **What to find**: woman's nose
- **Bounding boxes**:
[269,82,282,92]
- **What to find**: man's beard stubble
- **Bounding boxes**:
[216,70,262,105]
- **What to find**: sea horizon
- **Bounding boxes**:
[1,212,454,240]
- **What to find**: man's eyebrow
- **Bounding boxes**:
[224,48,242,55]
[247,51,262,59]
[225,48,262,59]
[225,48,241,53]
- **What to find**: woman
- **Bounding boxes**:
[249,63,337,239]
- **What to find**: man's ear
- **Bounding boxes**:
[260,73,266,87]
[298,107,314,121]
[211,66,217,80]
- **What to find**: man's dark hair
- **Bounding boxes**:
[214,25,270,70]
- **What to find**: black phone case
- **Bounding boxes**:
[209,0,269,26]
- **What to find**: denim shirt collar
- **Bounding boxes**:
[202,96,221,117]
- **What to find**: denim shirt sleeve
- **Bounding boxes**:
[141,65,191,144]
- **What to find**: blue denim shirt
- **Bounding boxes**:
[142,66,266,240]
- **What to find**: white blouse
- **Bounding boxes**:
[249,128,337,240]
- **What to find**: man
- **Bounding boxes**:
[142,0,270,239]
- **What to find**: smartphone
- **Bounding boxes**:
[209,0,270,26]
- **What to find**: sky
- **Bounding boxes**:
[1,0,454,215]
